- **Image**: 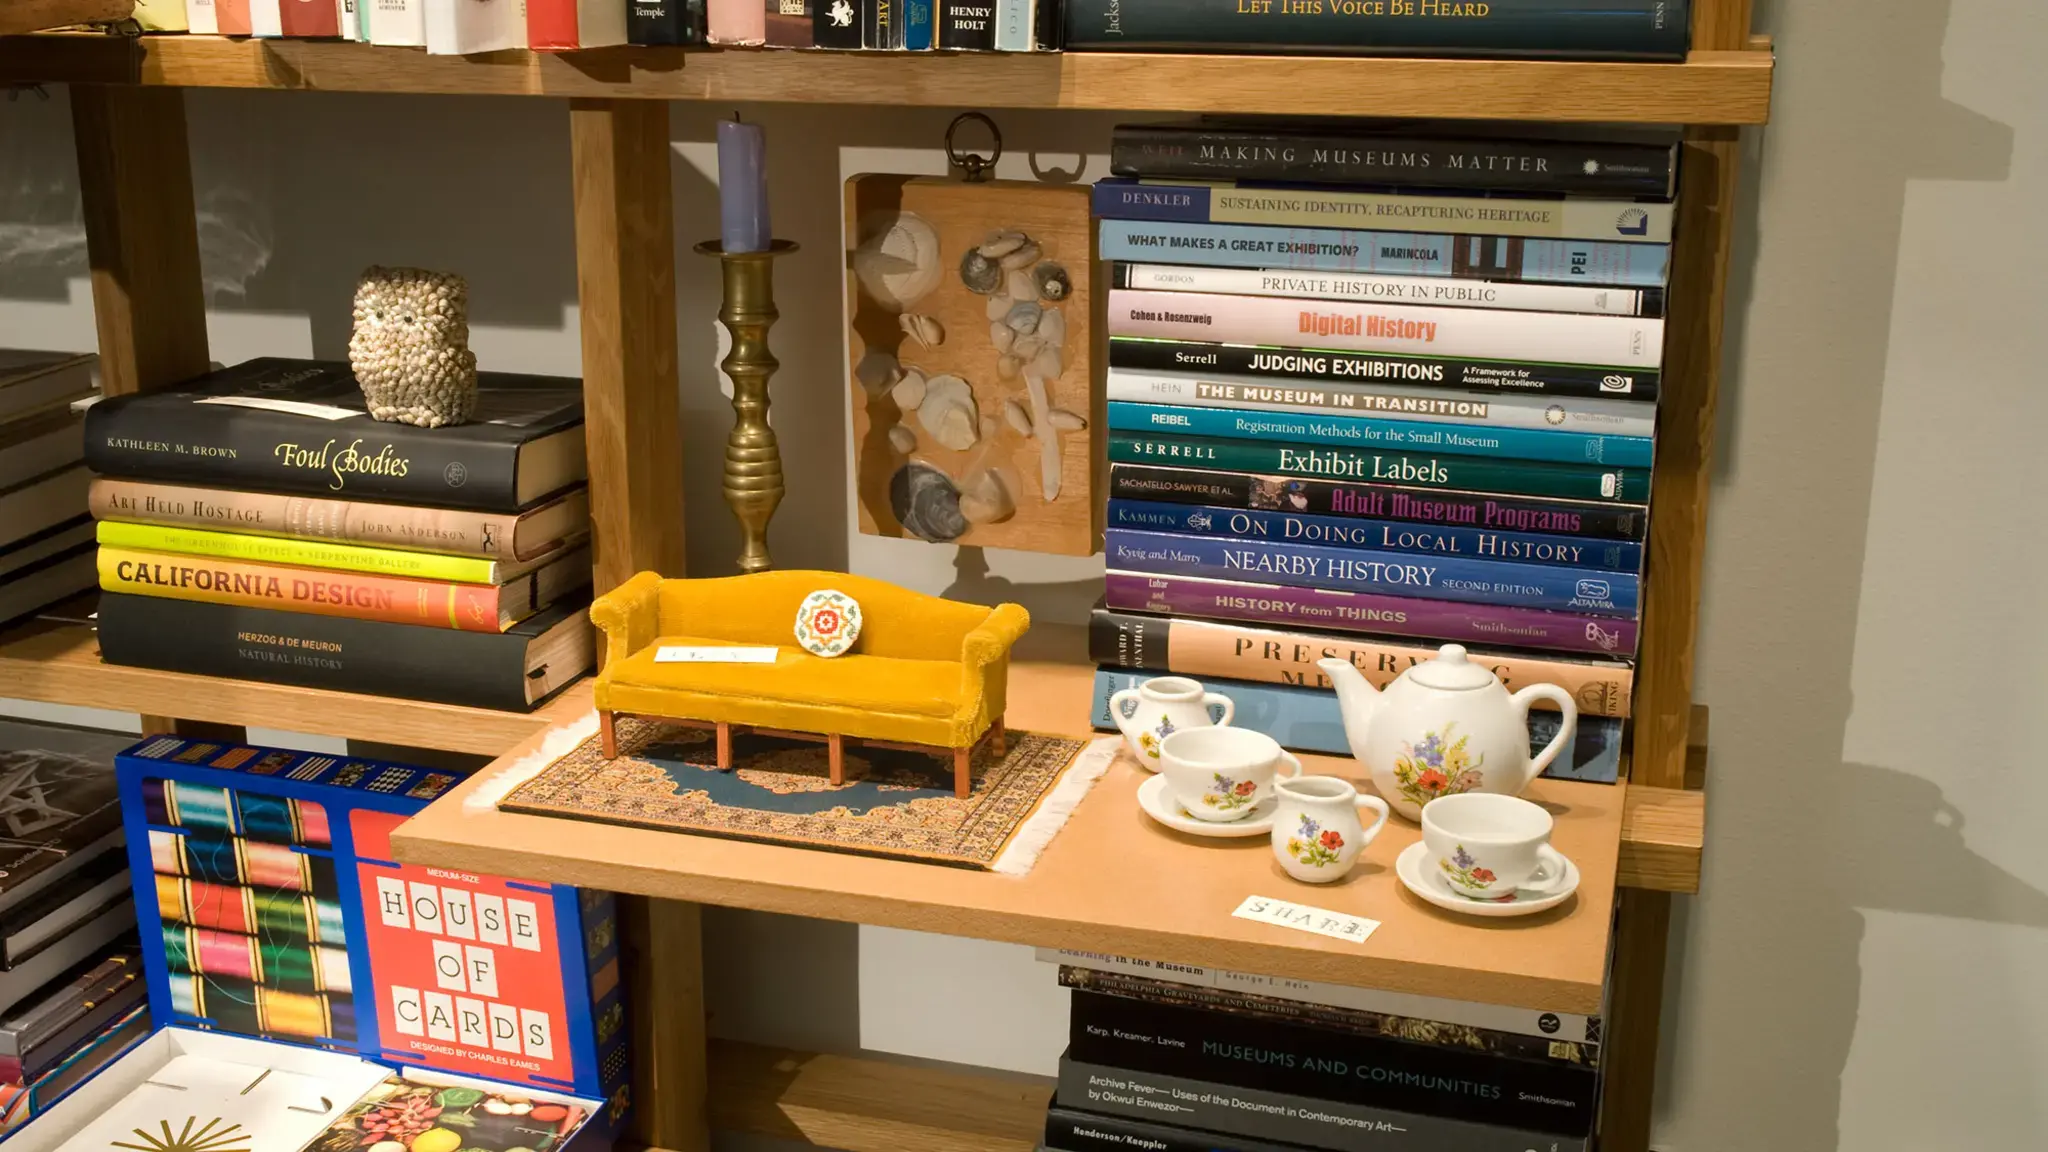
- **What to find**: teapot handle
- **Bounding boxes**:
[1510,684,1579,790]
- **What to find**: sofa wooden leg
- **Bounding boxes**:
[600,711,617,759]
[953,745,972,799]
[716,722,733,770]
[990,719,1006,758]
[828,733,846,787]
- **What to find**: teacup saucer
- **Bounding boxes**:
[1394,842,1579,918]
[1137,774,1276,839]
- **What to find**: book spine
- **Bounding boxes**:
[992,0,1029,48]
[707,0,766,40]
[132,0,190,30]
[1088,605,1634,717]
[935,0,995,46]
[248,0,282,35]
[762,0,815,45]
[1114,261,1658,318]
[1108,400,1652,468]
[861,0,896,46]
[1107,528,1638,617]
[95,521,499,584]
[813,0,860,47]
[1108,288,1663,371]
[97,546,513,633]
[277,0,338,35]
[1099,219,1672,288]
[630,0,706,42]
[213,0,252,33]
[1041,948,1600,1044]
[1110,129,1676,198]
[1092,180,1676,245]
[83,399,528,514]
[1107,499,1642,573]
[95,593,548,716]
[1058,965,1594,1067]
[1111,337,1658,403]
[426,0,528,55]
[187,0,219,32]
[1069,991,1596,1136]
[366,0,427,43]
[1110,432,1650,504]
[1106,368,1656,438]
[1061,0,1689,61]
[1104,570,1639,657]
[88,479,541,559]
[1045,1105,1326,1152]
[1057,1058,1588,1152]
[901,0,930,46]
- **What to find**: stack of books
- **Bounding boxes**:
[0,351,96,627]
[1090,119,1678,783]
[0,719,151,1133]
[1041,949,1601,1152]
[83,358,597,712]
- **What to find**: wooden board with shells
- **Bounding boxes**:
[845,175,1098,556]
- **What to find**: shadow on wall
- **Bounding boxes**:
[1663,0,2028,1148]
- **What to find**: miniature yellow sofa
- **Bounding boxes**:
[590,570,1030,798]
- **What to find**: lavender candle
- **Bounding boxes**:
[716,116,771,254]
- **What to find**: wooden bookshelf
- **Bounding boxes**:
[0,35,1775,123]
[0,608,591,754]
[708,1041,1049,1152]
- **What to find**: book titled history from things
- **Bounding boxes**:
[82,359,587,513]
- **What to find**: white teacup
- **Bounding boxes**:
[1157,726,1302,823]
[1419,793,1571,900]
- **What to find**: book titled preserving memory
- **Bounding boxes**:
[1110,121,1681,198]
[1093,180,1677,244]
[1107,401,1652,468]
[82,359,587,513]
[1109,336,1661,402]
[1106,368,1658,438]
[96,592,595,712]
[1099,220,1672,287]
[1064,0,1689,62]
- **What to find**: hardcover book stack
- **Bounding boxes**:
[1041,949,1602,1152]
[0,720,156,1133]
[1091,120,1676,782]
[84,358,597,713]
[0,352,97,628]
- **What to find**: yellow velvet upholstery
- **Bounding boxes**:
[591,570,1030,749]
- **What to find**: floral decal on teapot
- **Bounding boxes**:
[1136,714,1177,760]
[1202,771,1259,811]
[1286,813,1346,868]
[1392,723,1486,810]
[1440,844,1499,892]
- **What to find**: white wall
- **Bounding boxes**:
[4,0,2046,1144]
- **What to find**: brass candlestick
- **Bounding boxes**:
[695,239,798,574]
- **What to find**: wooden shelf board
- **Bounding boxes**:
[3,36,1775,124]
[1616,785,1703,894]
[0,607,591,755]
[396,627,1629,1014]
[707,1041,1047,1152]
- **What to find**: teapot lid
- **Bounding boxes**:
[1405,645,1499,691]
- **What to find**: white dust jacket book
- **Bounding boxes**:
[368,0,429,44]
[428,0,528,52]
[187,0,220,32]
[249,0,284,34]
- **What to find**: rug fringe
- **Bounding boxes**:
[465,711,602,813]
[991,736,1123,876]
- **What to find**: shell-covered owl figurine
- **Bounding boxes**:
[349,265,480,428]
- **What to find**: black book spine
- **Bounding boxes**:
[94,592,551,712]
[936,0,996,47]
[1107,336,1660,403]
[814,0,863,46]
[1087,605,1171,672]
[628,0,707,43]
[1109,130,1676,198]
[19,980,145,1081]
[1032,0,1060,48]
[1105,462,1648,542]
[1069,991,1597,1137]
[1045,1105,1313,1152]
[1063,0,1690,60]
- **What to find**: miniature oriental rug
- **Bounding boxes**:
[486,714,1110,873]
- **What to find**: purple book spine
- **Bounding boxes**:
[1104,570,1637,657]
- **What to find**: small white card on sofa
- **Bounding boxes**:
[655,646,779,664]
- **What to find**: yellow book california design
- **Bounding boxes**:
[95,521,505,584]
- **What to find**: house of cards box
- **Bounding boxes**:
[113,736,630,1140]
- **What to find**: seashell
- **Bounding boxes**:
[917,374,981,451]
[997,354,1023,381]
[960,468,1017,525]
[999,243,1041,270]
[985,292,1015,321]
[890,367,928,410]
[1011,333,1044,361]
[1047,408,1088,431]
[1003,399,1034,437]
[1034,262,1071,302]
[890,462,968,542]
[900,313,945,350]
[1037,306,1066,350]
[959,249,1001,295]
[1004,301,1043,335]
[977,233,1026,259]
[854,351,900,397]
[1005,268,1036,302]
[1023,370,1063,502]
[853,211,944,311]
[888,424,917,453]
[1030,345,1063,381]
[990,323,1015,353]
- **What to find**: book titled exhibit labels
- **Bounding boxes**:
[1114,261,1660,317]
[82,358,587,513]
[1094,179,1676,244]
[1106,368,1657,438]
[1108,288,1664,371]
[1099,220,1672,287]
[1064,0,1688,62]
[1107,400,1653,468]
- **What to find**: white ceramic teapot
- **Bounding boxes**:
[1318,645,1577,822]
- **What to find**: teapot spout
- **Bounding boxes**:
[1318,658,1382,736]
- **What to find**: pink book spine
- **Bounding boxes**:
[706,0,765,43]
[1106,288,1664,371]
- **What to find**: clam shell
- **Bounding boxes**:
[888,424,917,453]
[997,354,1023,381]
[1003,398,1034,437]
[977,233,1027,259]
[889,462,968,543]
[960,468,1017,525]
[985,292,1015,321]
[1004,301,1043,335]
[852,212,943,311]
[1034,261,1071,302]
[998,243,1041,270]
[1005,269,1036,302]
[959,249,1001,295]
[900,313,945,350]
[1037,306,1066,350]
[890,367,928,410]
[854,351,900,397]
[917,374,981,451]
[990,323,1015,353]
[1047,408,1088,431]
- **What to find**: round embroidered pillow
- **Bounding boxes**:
[794,589,863,658]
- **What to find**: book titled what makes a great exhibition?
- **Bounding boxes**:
[1064,0,1691,61]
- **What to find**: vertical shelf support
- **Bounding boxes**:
[568,98,707,1152]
